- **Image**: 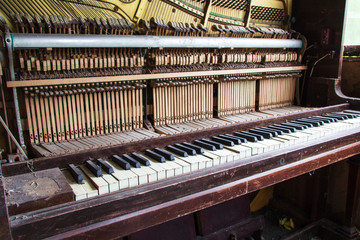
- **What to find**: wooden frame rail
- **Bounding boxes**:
[6,66,307,88]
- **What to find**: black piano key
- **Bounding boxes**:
[259,127,282,136]
[233,132,258,142]
[303,117,325,124]
[303,119,324,126]
[335,112,358,119]
[345,113,359,118]
[153,148,173,161]
[166,145,188,157]
[211,136,234,146]
[218,135,241,145]
[323,114,346,120]
[267,126,292,134]
[316,116,338,122]
[174,144,197,156]
[112,155,131,170]
[200,139,223,150]
[68,164,84,184]
[291,120,314,128]
[298,118,324,126]
[309,116,333,123]
[343,110,360,117]
[85,160,102,177]
[334,112,355,119]
[249,129,273,139]
[122,154,141,168]
[281,122,306,130]
[256,128,279,136]
[272,124,296,133]
[96,158,114,174]
[182,143,204,154]
[241,131,265,141]
[193,140,216,151]
[131,153,150,166]
[224,134,248,143]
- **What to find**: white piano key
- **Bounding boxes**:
[175,155,200,171]
[141,165,159,183]
[253,140,275,152]
[79,166,109,195]
[63,170,87,201]
[224,145,252,159]
[171,158,191,174]
[275,134,297,145]
[74,168,98,198]
[130,168,151,185]
[286,131,309,143]
[263,138,283,150]
[144,150,184,176]
[271,137,288,148]
[301,128,322,139]
[210,148,236,162]
[106,160,138,189]
[242,142,266,155]
[102,173,120,192]
[202,150,221,165]
[195,154,214,168]
[139,155,168,180]
[202,149,227,163]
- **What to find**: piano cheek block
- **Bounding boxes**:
[4,168,74,216]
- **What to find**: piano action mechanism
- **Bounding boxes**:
[0,0,359,239]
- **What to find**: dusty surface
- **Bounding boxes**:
[22,177,59,198]
[4,168,74,215]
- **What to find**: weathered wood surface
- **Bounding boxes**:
[9,126,360,240]
[6,66,307,88]
[0,165,12,240]
[5,168,74,215]
[1,103,349,177]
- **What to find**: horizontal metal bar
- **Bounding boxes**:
[10,33,303,49]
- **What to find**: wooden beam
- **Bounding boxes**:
[6,66,307,88]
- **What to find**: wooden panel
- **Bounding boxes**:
[131,214,197,240]
[305,78,360,110]
[4,168,74,215]
[196,195,251,236]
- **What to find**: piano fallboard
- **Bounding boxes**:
[4,103,360,240]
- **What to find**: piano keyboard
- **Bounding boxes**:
[63,111,360,200]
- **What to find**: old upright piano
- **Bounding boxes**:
[0,0,359,239]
